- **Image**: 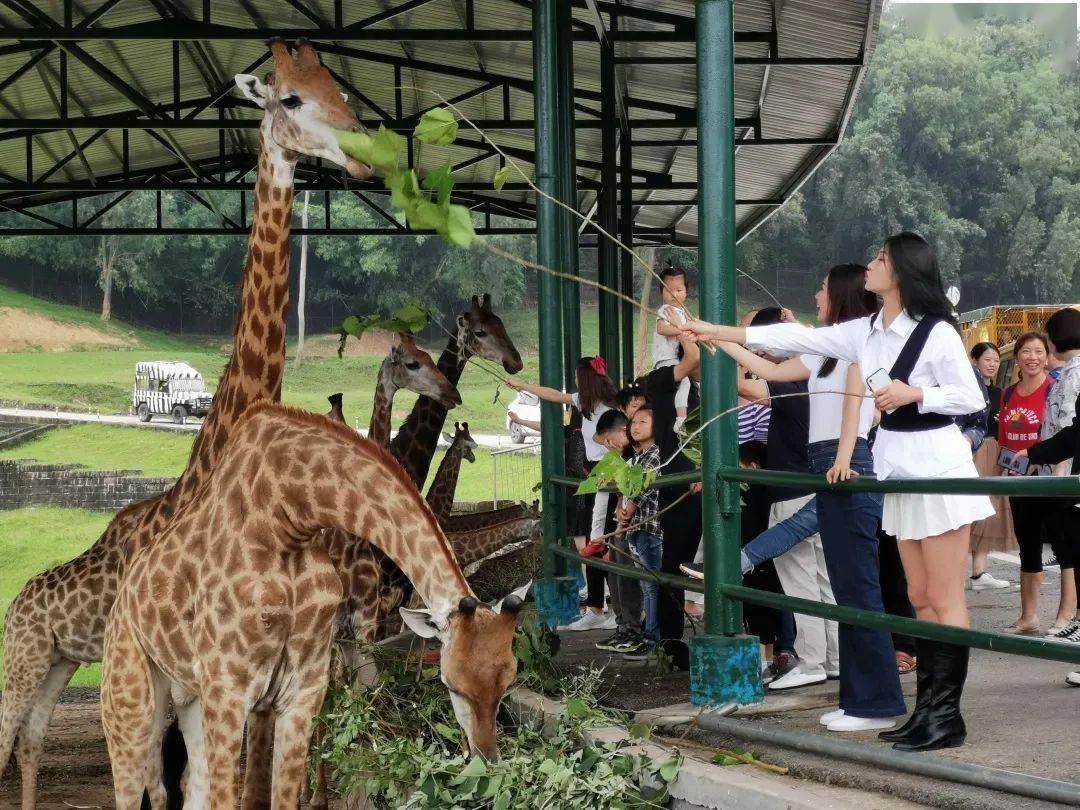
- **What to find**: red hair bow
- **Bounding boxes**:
[588,356,608,377]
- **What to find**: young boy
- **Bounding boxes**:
[617,406,665,656]
[592,409,646,655]
[652,265,693,432]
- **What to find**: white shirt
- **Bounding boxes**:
[571,392,612,462]
[802,354,876,444]
[652,304,688,368]
[747,311,985,479]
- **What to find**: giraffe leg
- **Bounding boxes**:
[175,700,207,810]
[307,723,328,810]
[240,709,274,810]
[201,688,250,810]
[101,620,158,810]
[0,616,56,798]
[14,658,79,810]
[271,684,330,810]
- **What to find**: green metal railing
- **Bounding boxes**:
[548,468,1080,668]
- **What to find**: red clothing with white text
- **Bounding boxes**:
[997,377,1054,453]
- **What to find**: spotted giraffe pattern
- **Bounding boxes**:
[368,334,460,448]
[0,40,365,810]
[389,294,523,489]
[101,404,522,808]
[425,421,478,522]
[440,500,539,533]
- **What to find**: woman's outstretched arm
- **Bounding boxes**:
[505,378,574,406]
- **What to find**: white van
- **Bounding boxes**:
[133,361,213,424]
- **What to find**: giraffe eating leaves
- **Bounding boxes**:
[101,404,525,808]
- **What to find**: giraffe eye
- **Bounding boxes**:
[280,95,303,109]
[473,329,487,337]
[405,360,420,370]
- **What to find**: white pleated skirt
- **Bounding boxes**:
[882,457,997,541]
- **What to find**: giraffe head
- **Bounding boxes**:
[326,392,345,423]
[442,422,477,463]
[400,583,530,760]
[456,294,524,373]
[234,39,371,179]
[388,334,462,408]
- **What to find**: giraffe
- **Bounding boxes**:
[326,392,344,421]
[425,421,478,522]
[390,294,523,488]
[370,333,461,448]
[440,500,539,533]
[0,39,368,809]
[100,403,526,809]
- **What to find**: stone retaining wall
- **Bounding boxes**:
[0,459,175,512]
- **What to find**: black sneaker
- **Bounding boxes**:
[611,634,645,654]
[595,630,628,652]
[622,640,658,661]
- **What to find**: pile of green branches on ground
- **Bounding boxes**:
[317,623,681,809]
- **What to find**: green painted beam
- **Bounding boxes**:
[597,41,622,380]
[556,0,582,389]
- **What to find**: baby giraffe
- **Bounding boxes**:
[100,403,523,809]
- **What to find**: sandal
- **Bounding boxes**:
[895,651,916,674]
[1005,620,1041,635]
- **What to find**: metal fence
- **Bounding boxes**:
[490,442,542,504]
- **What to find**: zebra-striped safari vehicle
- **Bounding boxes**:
[133,361,213,424]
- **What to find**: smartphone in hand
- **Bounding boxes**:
[997,446,1030,475]
[865,369,895,414]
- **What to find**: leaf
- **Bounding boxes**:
[334,129,376,166]
[445,204,476,248]
[415,107,459,146]
[435,723,460,741]
[628,723,652,740]
[393,300,429,333]
[423,162,455,206]
[657,757,680,782]
[458,756,488,779]
[370,125,405,171]
[494,791,511,810]
[565,698,590,718]
[494,165,511,192]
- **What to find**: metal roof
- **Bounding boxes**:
[0,0,882,242]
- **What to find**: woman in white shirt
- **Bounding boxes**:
[718,263,905,733]
[507,356,616,630]
[683,233,992,753]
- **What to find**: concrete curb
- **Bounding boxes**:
[503,687,919,810]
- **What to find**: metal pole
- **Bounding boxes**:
[532,0,575,627]
[689,0,762,706]
[556,0,582,388]
[618,122,635,383]
[598,41,622,380]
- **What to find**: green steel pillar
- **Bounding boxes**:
[597,40,622,380]
[689,0,764,706]
[618,120,635,384]
[556,0,582,388]
[532,0,577,627]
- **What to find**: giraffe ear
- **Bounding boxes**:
[441,432,454,443]
[235,74,268,108]
[399,606,443,638]
[491,580,532,614]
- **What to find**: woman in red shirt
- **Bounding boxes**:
[998,332,1055,634]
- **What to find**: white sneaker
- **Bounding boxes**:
[827,715,896,733]
[969,572,1010,590]
[1047,621,1080,643]
[819,708,845,726]
[559,611,614,631]
[1066,671,1080,687]
[768,666,827,691]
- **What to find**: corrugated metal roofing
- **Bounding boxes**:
[0,0,883,242]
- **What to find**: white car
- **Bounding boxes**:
[505,390,541,443]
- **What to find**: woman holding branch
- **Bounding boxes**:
[717,263,906,731]
[682,232,992,752]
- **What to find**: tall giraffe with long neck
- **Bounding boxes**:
[425,421,478,522]
[390,294,523,488]
[101,404,526,809]
[0,40,368,809]
[370,333,461,447]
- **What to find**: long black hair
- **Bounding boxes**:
[970,342,999,362]
[884,232,954,322]
[819,263,879,378]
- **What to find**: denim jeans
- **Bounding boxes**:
[742,498,819,572]
[629,529,663,641]
[810,438,906,718]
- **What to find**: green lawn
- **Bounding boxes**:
[0,424,195,478]
[0,508,110,688]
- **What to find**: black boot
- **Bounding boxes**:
[893,642,968,752]
[879,639,935,743]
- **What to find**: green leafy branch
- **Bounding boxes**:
[336,299,430,357]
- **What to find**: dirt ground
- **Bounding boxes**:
[0,307,134,353]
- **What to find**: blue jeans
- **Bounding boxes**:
[742,499,819,572]
[629,530,663,641]
[810,438,906,718]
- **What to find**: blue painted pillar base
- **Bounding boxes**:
[534,577,579,628]
[689,634,764,706]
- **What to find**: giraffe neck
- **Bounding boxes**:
[452,516,537,568]
[181,123,295,487]
[235,406,470,618]
[368,359,397,448]
[425,437,465,521]
[390,334,468,487]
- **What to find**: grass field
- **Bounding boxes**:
[0,508,110,688]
